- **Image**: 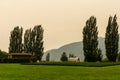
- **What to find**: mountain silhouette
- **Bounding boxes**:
[42,36,120,61]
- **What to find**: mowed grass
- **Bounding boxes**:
[0,64,120,80]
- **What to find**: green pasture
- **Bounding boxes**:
[0,63,119,80]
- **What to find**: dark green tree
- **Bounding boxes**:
[96,49,102,62]
[117,52,120,62]
[105,15,119,62]
[24,28,32,53]
[46,53,50,61]
[83,16,99,62]
[69,54,75,58]
[60,52,68,62]
[0,50,8,60]
[9,26,23,53]
[32,25,44,61]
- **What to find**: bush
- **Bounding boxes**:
[0,58,32,63]
[24,62,120,67]
[102,58,109,62]
[60,52,68,62]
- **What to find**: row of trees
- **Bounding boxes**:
[46,52,77,62]
[7,15,119,62]
[83,15,119,62]
[9,25,44,61]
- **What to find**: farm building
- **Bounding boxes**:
[9,53,32,59]
[68,57,80,62]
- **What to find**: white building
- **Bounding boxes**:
[68,57,80,62]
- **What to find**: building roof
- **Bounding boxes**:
[9,53,32,56]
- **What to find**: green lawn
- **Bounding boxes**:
[0,64,120,80]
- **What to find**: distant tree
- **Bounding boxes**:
[60,52,68,62]
[9,26,23,53]
[96,49,103,62]
[117,52,120,62]
[46,53,50,61]
[31,25,44,61]
[83,16,99,62]
[24,28,32,53]
[69,54,75,58]
[105,15,119,62]
[0,50,8,60]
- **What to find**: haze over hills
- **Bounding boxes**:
[42,36,120,61]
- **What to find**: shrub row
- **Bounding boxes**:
[24,62,120,67]
[0,59,32,63]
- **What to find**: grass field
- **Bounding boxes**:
[0,64,120,80]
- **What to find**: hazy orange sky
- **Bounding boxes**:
[0,0,120,52]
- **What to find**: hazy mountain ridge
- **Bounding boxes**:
[42,37,119,61]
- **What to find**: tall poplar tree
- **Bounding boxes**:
[24,28,32,53]
[9,26,23,53]
[83,16,99,62]
[105,15,119,62]
[32,25,44,61]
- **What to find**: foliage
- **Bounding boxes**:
[96,49,103,62]
[69,54,76,58]
[0,50,8,60]
[9,26,23,53]
[24,28,32,53]
[0,59,31,63]
[9,25,44,62]
[105,15,119,62]
[117,52,120,62]
[60,52,68,62]
[31,25,44,61]
[102,57,109,62]
[26,62,120,67]
[46,53,50,61]
[83,16,100,62]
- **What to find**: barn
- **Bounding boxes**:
[9,53,32,59]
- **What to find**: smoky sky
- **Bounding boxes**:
[0,0,120,52]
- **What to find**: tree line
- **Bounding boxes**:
[60,15,119,62]
[83,15,119,62]
[7,14,120,62]
[9,25,44,61]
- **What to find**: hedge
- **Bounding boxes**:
[23,62,120,67]
[0,59,32,63]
